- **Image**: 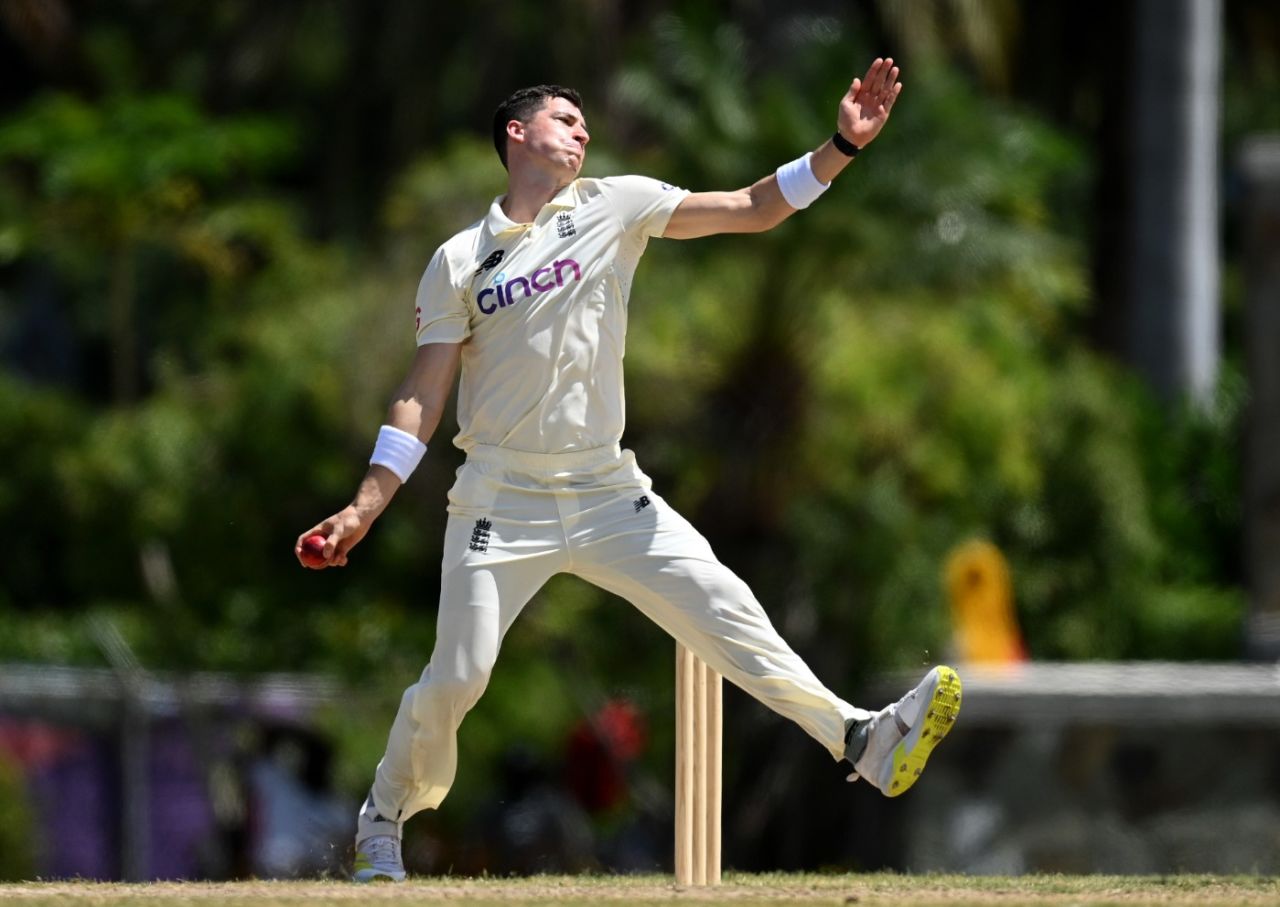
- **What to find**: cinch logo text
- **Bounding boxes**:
[477,259,582,316]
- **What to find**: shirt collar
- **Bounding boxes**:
[484,181,580,237]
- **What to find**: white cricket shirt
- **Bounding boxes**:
[414,175,689,454]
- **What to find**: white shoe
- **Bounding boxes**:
[848,665,961,797]
[352,833,405,882]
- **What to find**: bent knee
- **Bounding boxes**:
[409,672,491,723]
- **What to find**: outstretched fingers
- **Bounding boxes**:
[867,60,896,104]
[885,80,903,111]
[880,60,898,94]
[882,64,900,99]
[862,57,885,91]
[840,57,903,145]
[853,58,901,108]
[869,63,903,118]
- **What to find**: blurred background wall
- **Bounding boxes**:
[0,0,1278,880]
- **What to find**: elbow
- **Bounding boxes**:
[751,204,794,234]
[743,186,794,233]
[387,394,444,437]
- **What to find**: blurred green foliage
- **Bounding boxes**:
[0,4,1248,837]
[0,751,34,880]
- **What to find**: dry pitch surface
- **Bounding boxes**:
[1,875,1279,906]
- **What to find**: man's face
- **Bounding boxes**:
[509,96,590,177]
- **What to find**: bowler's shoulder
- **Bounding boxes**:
[439,215,487,253]
[588,174,682,199]
[430,216,489,273]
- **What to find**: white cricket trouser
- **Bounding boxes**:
[368,443,866,824]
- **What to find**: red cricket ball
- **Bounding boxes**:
[299,534,328,568]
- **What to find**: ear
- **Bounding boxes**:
[506,119,525,149]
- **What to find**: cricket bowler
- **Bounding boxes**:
[295,57,962,882]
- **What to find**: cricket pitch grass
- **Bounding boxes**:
[1,874,1278,906]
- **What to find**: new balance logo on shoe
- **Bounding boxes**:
[469,518,492,553]
[633,496,651,513]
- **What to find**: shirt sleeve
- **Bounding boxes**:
[414,246,471,345]
[600,175,690,239]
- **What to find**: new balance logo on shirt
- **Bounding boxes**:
[475,249,505,275]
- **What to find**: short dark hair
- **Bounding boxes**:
[492,84,583,170]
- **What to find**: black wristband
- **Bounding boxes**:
[832,131,861,157]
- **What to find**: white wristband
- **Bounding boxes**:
[370,425,427,483]
[775,152,830,210]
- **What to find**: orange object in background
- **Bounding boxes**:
[945,539,1027,664]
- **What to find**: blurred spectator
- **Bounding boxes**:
[564,699,646,814]
[247,724,350,878]
[468,745,597,874]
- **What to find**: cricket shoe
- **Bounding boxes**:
[353,833,405,882]
[353,793,405,882]
[847,665,961,797]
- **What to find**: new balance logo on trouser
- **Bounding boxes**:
[353,444,961,879]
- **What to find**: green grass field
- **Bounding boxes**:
[2,874,1279,906]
